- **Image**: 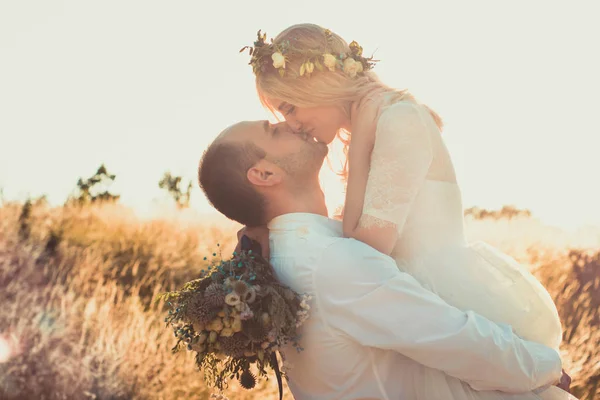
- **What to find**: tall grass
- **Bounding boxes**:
[0,202,598,399]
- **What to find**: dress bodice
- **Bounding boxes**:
[392,180,468,261]
[357,99,564,355]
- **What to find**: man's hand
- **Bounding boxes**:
[556,369,572,393]
[235,225,270,259]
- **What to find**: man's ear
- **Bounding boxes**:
[247,159,283,187]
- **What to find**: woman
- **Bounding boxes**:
[240,23,574,399]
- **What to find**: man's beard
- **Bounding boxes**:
[271,140,328,179]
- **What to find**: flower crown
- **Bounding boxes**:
[240,30,378,79]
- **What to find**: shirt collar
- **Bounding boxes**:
[268,213,343,238]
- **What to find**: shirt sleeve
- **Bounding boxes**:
[359,102,433,231]
[314,239,562,393]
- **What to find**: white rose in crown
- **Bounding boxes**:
[272,52,286,69]
[343,57,360,78]
[322,53,337,71]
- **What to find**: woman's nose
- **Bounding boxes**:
[287,118,303,133]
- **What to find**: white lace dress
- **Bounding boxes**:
[359,100,575,400]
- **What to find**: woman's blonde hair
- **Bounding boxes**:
[254,23,443,178]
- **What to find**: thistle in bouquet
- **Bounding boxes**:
[157,242,311,392]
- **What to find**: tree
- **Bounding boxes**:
[18,198,33,240]
[158,171,192,209]
[69,164,120,205]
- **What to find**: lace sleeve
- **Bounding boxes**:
[359,102,433,232]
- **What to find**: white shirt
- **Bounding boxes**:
[268,213,562,400]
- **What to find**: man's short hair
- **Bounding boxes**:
[198,140,267,227]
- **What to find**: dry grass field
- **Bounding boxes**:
[1,201,598,399]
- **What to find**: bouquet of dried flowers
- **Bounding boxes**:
[157,237,310,394]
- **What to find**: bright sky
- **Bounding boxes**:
[1,0,599,229]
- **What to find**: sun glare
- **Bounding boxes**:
[0,335,13,363]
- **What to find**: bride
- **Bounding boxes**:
[239,23,575,399]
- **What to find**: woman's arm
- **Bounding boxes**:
[343,135,399,255]
[344,102,434,255]
[342,130,372,236]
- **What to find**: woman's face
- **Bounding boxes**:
[270,99,347,145]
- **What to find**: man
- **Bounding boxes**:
[198,120,572,399]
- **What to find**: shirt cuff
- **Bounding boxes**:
[531,343,562,390]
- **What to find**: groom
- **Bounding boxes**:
[198,120,570,399]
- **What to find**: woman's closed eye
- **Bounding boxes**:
[283,104,296,116]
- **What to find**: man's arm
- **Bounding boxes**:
[314,239,562,393]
